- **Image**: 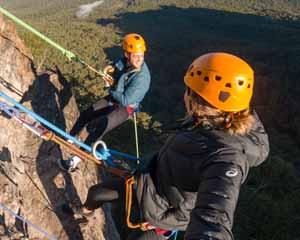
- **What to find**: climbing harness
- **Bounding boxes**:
[0,7,113,85]
[0,203,57,240]
[125,177,178,239]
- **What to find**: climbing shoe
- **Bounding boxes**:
[57,155,81,172]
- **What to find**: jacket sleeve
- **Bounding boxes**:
[184,161,244,240]
[109,73,150,106]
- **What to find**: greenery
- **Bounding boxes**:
[1,0,300,239]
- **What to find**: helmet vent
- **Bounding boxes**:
[225,83,232,88]
[129,44,133,48]
[190,72,194,77]
[188,65,194,72]
[238,80,244,86]
[247,84,251,88]
[197,71,202,76]
[134,35,140,40]
[204,76,209,82]
[215,75,222,81]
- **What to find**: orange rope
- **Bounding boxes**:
[43,131,129,178]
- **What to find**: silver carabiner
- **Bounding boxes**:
[92,140,108,160]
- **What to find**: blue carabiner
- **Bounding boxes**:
[0,102,20,118]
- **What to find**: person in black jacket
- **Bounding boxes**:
[64,52,269,240]
[132,52,269,239]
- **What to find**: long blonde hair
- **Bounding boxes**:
[185,88,255,135]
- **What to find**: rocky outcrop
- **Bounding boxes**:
[0,14,119,240]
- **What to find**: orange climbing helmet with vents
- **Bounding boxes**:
[123,33,146,53]
[184,52,254,112]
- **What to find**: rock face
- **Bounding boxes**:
[0,14,119,240]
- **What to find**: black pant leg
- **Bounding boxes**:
[83,105,129,145]
[98,105,129,139]
[83,179,125,210]
[69,98,113,136]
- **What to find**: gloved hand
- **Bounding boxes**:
[102,65,115,87]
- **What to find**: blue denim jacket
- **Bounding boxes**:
[109,60,151,107]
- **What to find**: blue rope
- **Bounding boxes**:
[166,230,178,239]
[108,148,138,160]
[173,230,178,240]
[0,92,138,162]
[0,203,57,240]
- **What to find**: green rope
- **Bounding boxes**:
[0,7,75,60]
[0,7,107,78]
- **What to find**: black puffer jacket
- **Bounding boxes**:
[136,111,269,240]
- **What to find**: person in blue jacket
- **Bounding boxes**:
[58,33,150,172]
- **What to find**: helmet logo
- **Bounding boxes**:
[226,168,238,177]
[218,91,230,102]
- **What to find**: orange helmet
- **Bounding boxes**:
[123,33,146,53]
[184,52,254,112]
